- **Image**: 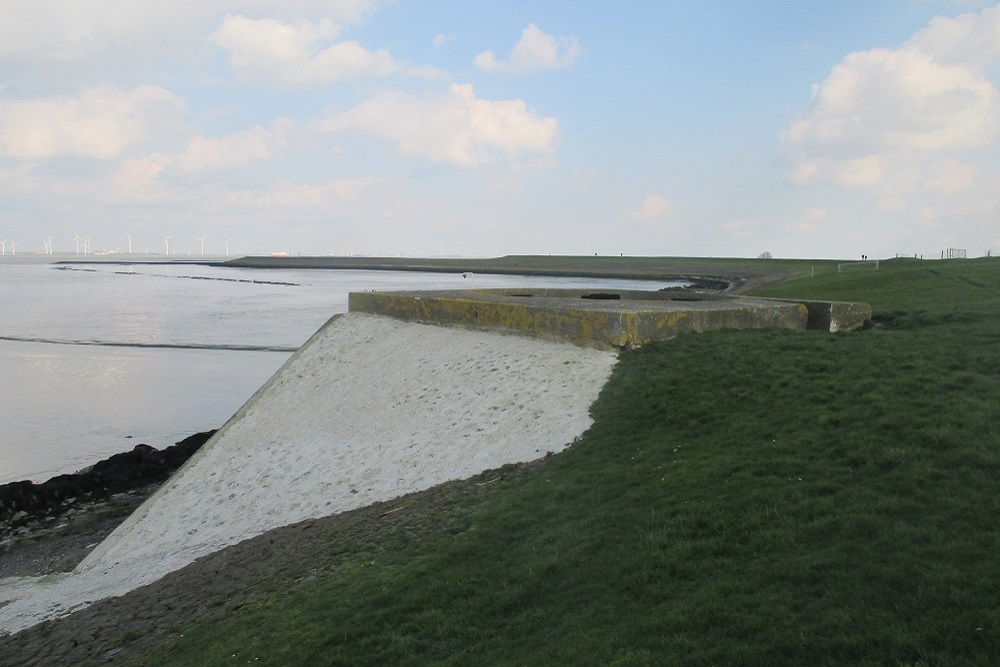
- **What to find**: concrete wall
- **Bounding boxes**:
[800,300,873,332]
[349,289,871,348]
[349,291,820,349]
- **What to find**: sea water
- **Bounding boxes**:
[0,257,677,484]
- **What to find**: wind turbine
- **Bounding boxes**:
[72,233,83,254]
[46,234,54,255]
[225,238,232,256]
[163,234,173,256]
[0,240,6,255]
[83,235,91,255]
[9,240,16,255]
[195,235,206,256]
[126,232,132,254]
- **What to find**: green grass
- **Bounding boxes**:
[130,257,1000,665]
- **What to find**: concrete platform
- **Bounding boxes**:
[349,288,871,348]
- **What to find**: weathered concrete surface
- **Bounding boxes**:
[349,288,870,348]
[799,300,873,332]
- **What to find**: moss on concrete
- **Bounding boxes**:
[348,289,869,348]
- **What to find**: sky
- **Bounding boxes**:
[1,1,999,259]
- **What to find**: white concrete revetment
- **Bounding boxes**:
[0,313,617,635]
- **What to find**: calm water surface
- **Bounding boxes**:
[0,257,677,484]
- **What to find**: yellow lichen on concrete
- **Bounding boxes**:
[621,313,650,347]
[349,288,870,348]
[659,311,688,332]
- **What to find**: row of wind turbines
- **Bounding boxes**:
[0,239,21,255]
[0,233,234,256]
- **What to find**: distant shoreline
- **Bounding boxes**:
[49,253,798,293]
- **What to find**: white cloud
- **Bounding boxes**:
[0,162,35,181]
[209,14,404,85]
[925,157,978,193]
[786,207,829,232]
[110,153,173,201]
[487,176,524,196]
[784,48,999,158]
[0,1,380,62]
[226,176,380,209]
[104,118,299,203]
[722,218,754,238]
[789,160,819,185]
[318,83,558,166]
[876,194,909,212]
[630,194,671,219]
[907,4,1000,68]
[0,85,185,160]
[178,119,293,171]
[781,3,1000,226]
[474,23,580,73]
[833,155,884,187]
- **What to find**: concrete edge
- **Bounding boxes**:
[348,290,871,349]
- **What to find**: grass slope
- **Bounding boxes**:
[132,257,1000,665]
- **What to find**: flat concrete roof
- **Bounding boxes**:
[349,288,871,348]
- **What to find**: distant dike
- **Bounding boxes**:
[59,254,794,293]
[224,255,871,346]
[217,255,740,292]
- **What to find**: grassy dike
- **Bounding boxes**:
[221,254,843,292]
[131,257,999,665]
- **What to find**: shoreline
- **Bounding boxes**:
[1,313,617,638]
[49,253,799,293]
[218,255,738,291]
[0,432,214,578]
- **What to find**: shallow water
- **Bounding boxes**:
[0,257,677,483]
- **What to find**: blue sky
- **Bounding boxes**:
[1,1,998,259]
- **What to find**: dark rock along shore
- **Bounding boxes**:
[0,453,521,665]
[0,431,215,577]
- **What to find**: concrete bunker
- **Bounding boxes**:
[348,288,871,349]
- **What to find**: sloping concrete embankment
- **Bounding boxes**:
[0,314,617,635]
